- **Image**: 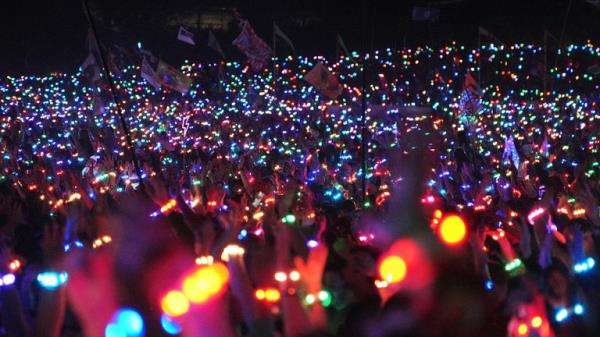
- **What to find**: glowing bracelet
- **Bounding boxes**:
[0,273,16,287]
[37,271,68,290]
[504,258,523,273]
[573,257,595,274]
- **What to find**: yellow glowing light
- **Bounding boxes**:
[379,256,407,283]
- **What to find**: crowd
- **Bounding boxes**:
[0,41,599,337]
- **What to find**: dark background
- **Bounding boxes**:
[0,0,599,76]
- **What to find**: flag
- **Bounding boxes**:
[540,135,549,158]
[155,60,192,94]
[141,57,161,90]
[208,30,225,59]
[412,6,440,21]
[478,26,492,37]
[81,29,102,83]
[479,26,505,45]
[463,73,481,96]
[233,20,272,71]
[586,0,600,8]
[304,62,343,99]
[336,34,350,58]
[273,23,295,53]
[177,26,196,45]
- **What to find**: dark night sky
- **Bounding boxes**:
[0,0,599,76]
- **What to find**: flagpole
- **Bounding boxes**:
[361,0,368,206]
[543,29,548,93]
[81,0,144,188]
[477,28,481,86]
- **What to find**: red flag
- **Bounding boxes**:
[304,62,343,99]
[232,20,272,71]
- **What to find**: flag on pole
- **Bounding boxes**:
[336,34,350,58]
[304,62,343,99]
[208,30,225,59]
[156,60,192,94]
[81,29,102,83]
[233,20,272,71]
[412,6,440,21]
[141,57,161,90]
[177,26,196,45]
[273,23,295,52]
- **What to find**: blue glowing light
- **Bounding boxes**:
[161,314,182,335]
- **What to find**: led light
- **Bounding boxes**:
[505,258,523,272]
[318,290,332,307]
[439,215,466,245]
[264,288,281,302]
[160,314,182,335]
[531,316,542,328]
[307,239,319,248]
[274,272,287,282]
[161,291,189,317]
[517,323,528,335]
[555,307,569,322]
[0,273,16,286]
[255,289,266,300]
[485,280,494,291]
[105,308,144,337]
[221,245,245,262]
[379,255,407,283]
[37,271,68,290]
[573,304,584,315]
[282,214,296,224]
[289,270,300,281]
[305,294,316,305]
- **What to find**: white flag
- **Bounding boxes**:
[177,26,195,45]
[208,30,225,59]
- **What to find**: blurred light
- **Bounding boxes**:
[161,291,190,317]
[379,255,407,283]
[573,304,584,315]
[517,323,528,335]
[439,215,466,245]
[555,307,569,322]
[531,316,542,328]
[160,314,182,335]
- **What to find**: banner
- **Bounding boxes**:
[141,57,161,90]
[304,62,343,99]
[233,20,272,71]
[156,60,192,94]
